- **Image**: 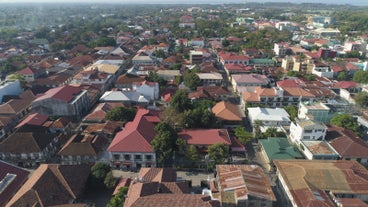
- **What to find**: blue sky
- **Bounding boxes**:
[0,0,367,6]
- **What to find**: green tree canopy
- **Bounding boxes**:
[105,106,137,123]
[263,127,285,138]
[330,114,361,136]
[284,105,298,121]
[183,71,201,91]
[107,187,129,207]
[353,70,368,84]
[234,126,254,144]
[354,91,368,108]
[89,162,112,188]
[152,122,178,167]
[208,143,229,165]
[171,90,192,113]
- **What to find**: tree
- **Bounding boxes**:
[337,70,349,81]
[234,126,254,144]
[89,36,116,47]
[284,105,298,121]
[171,90,192,113]
[353,70,368,84]
[253,120,264,140]
[104,171,116,190]
[105,106,137,123]
[186,145,199,168]
[183,71,201,91]
[263,127,285,138]
[330,114,361,136]
[355,91,368,108]
[208,143,229,165]
[286,70,300,77]
[89,162,112,188]
[151,123,177,167]
[107,187,129,207]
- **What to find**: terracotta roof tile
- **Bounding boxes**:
[15,113,48,129]
[178,129,231,146]
[58,133,106,156]
[34,85,83,103]
[212,101,243,122]
[0,132,55,153]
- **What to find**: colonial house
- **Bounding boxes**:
[16,66,45,82]
[0,126,59,168]
[224,63,252,77]
[0,90,36,120]
[178,129,232,153]
[218,52,250,66]
[231,73,270,92]
[58,133,107,165]
[132,80,159,101]
[215,165,276,207]
[31,85,90,117]
[71,69,112,93]
[188,86,232,101]
[99,90,149,106]
[289,119,327,144]
[82,102,124,123]
[132,52,156,66]
[179,15,195,28]
[5,164,90,207]
[247,107,290,132]
[156,70,181,81]
[107,109,159,170]
[274,160,368,207]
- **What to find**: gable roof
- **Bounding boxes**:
[107,109,157,153]
[58,134,106,157]
[130,194,218,207]
[178,129,231,146]
[0,90,35,115]
[328,126,368,158]
[0,161,29,207]
[248,107,290,122]
[138,168,177,183]
[34,85,83,103]
[0,132,55,153]
[212,101,243,122]
[15,113,48,129]
[6,164,90,207]
[232,74,269,84]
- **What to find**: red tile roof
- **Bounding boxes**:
[0,161,29,207]
[178,129,231,146]
[34,85,83,103]
[276,79,301,88]
[15,113,48,129]
[107,109,158,153]
[334,81,358,89]
[212,101,243,122]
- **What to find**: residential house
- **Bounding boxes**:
[31,85,90,117]
[0,160,29,207]
[0,90,36,120]
[212,101,243,126]
[99,91,149,106]
[312,62,333,78]
[289,119,327,144]
[179,15,195,28]
[132,80,159,101]
[297,102,334,123]
[14,112,48,129]
[190,38,205,48]
[231,73,270,92]
[115,73,145,89]
[196,72,223,86]
[82,121,122,139]
[218,52,250,66]
[223,63,252,76]
[0,115,17,141]
[28,73,73,90]
[16,66,45,82]
[84,62,123,83]
[82,102,124,123]
[72,69,112,92]
[107,109,158,170]
[247,107,291,132]
[48,117,72,134]
[0,79,22,103]
[328,126,368,166]
[188,86,232,101]
[132,52,156,66]
[5,164,90,207]
[250,58,276,69]
[299,140,339,160]
[259,138,304,171]
[178,129,231,153]
[156,70,181,81]
[58,133,107,165]
[274,160,368,207]
[215,164,276,207]
[274,42,290,57]
[0,126,59,168]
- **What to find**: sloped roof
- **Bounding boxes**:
[248,107,290,122]
[232,74,269,84]
[260,137,304,160]
[83,120,122,136]
[216,164,276,202]
[15,113,48,129]
[282,87,315,98]
[138,168,177,183]
[0,132,55,153]
[6,164,90,207]
[33,85,83,103]
[0,90,35,115]
[107,109,157,153]
[328,126,368,158]
[178,129,231,146]
[58,134,106,156]
[274,160,368,207]
[212,101,243,122]
[0,160,29,207]
[129,194,218,207]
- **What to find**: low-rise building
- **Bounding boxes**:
[248,107,291,131]
[289,119,327,144]
[196,72,223,86]
[300,140,339,160]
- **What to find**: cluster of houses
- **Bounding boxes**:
[1,4,368,207]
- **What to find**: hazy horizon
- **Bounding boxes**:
[0,0,367,6]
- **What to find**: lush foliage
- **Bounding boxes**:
[152,122,177,167]
[208,143,229,165]
[353,71,368,84]
[234,126,254,144]
[183,70,201,91]
[330,114,361,136]
[107,187,129,207]
[354,92,368,108]
[284,105,298,121]
[105,107,137,123]
[89,162,113,189]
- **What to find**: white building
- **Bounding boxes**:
[196,72,223,86]
[0,79,22,103]
[132,81,159,101]
[311,62,333,78]
[248,107,291,132]
[289,119,327,144]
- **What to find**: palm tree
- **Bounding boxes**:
[253,120,264,140]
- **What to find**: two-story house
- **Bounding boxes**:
[132,80,159,101]
[289,119,327,144]
[71,69,112,93]
[231,73,270,93]
[107,109,159,170]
